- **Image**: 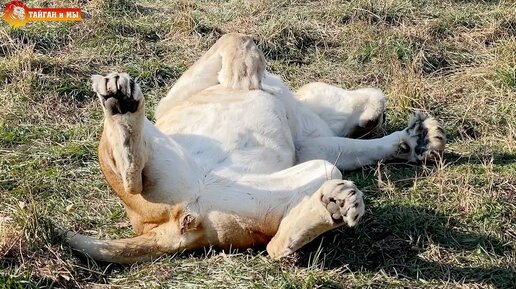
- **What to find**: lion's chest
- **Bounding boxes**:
[155,89,295,174]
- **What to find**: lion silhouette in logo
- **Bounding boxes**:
[12,5,25,20]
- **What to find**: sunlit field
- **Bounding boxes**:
[1,0,515,288]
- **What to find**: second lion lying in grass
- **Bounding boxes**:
[67,33,446,263]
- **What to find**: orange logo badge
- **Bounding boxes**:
[2,1,81,28]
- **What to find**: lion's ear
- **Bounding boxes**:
[180,213,201,234]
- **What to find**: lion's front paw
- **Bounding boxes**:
[320,180,365,227]
[397,111,446,163]
[92,73,143,115]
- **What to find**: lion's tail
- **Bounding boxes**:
[66,231,165,264]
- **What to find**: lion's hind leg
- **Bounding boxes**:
[156,33,265,120]
[216,33,265,90]
[266,179,365,259]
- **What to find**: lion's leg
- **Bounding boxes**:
[267,179,365,259]
[68,160,344,263]
[89,71,204,228]
[92,72,150,195]
[295,82,386,138]
[155,33,265,120]
[295,111,446,170]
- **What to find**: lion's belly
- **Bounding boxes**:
[154,88,295,174]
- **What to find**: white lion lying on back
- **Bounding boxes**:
[67,33,446,263]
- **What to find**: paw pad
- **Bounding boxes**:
[402,111,447,163]
[320,180,364,227]
[92,73,143,115]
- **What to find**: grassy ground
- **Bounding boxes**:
[1,0,515,288]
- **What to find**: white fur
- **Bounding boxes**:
[74,34,445,263]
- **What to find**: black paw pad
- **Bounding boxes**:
[399,142,411,154]
[103,89,139,115]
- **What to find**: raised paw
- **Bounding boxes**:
[92,72,143,115]
[320,179,365,227]
[397,111,447,163]
[216,33,265,90]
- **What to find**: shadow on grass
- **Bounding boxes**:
[297,200,514,288]
[29,159,513,288]
[19,203,513,288]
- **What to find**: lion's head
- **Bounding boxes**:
[12,6,25,21]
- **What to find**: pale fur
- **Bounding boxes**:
[68,33,446,263]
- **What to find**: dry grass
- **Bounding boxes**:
[1,0,515,288]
